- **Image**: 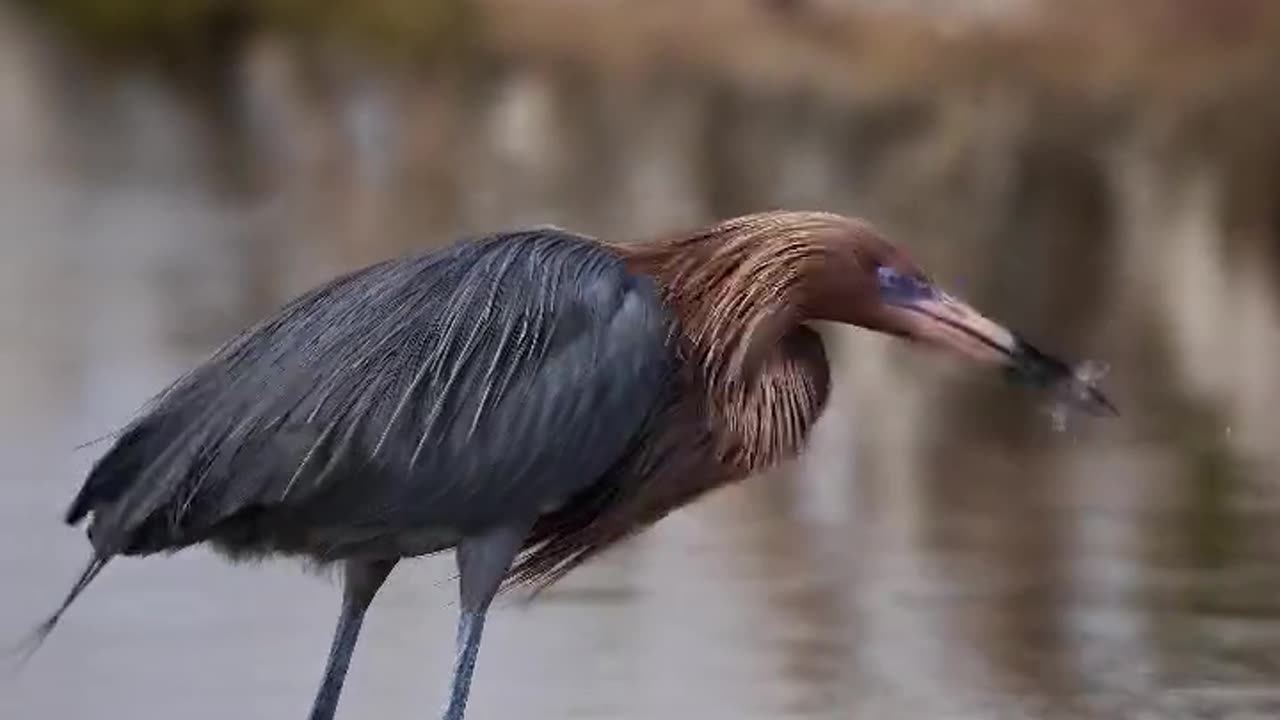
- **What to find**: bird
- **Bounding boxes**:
[28,209,1115,720]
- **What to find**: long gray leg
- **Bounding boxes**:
[308,558,398,720]
[441,523,528,720]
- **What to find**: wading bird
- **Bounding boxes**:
[33,210,1113,720]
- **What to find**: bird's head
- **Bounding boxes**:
[802,215,1117,417]
[617,210,1115,419]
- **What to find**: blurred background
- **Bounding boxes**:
[3,1,1280,718]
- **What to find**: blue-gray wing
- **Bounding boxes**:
[68,229,677,556]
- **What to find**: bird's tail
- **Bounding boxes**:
[8,554,111,672]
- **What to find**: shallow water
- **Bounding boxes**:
[3,8,1280,720]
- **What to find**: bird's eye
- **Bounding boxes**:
[876,265,933,304]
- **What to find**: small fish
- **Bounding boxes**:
[1005,337,1117,430]
[1043,360,1115,431]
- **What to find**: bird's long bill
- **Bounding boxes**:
[882,289,1117,417]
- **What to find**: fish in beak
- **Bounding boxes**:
[873,266,1117,418]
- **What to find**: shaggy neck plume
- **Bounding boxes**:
[611,210,847,471]
[615,212,842,381]
[512,212,859,591]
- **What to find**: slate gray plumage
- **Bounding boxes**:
[56,228,678,720]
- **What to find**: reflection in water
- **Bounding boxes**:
[4,9,1280,720]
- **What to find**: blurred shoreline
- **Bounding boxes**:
[6,0,1280,462]
[20,1,1280,102]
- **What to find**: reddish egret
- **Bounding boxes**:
[32,210,1113,719]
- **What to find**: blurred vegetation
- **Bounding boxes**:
[25,0,1280,164]
[18,0,1280,115]
[21,0,481,61]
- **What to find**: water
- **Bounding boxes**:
[4,8,1280,719]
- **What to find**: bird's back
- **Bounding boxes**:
[66,229,677,563]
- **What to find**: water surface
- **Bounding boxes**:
[3,10,1280,719]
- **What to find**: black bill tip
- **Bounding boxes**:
[1006,335,1118,418]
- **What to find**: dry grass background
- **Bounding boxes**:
[19,0,1280,164]
[478,3,1272,86]
[23,0,1280,90]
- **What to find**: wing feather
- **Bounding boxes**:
[67,229,676,560]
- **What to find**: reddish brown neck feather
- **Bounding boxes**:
[510,211,882,591]
[610,210,859,467]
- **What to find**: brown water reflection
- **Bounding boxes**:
[4,9,1280,720]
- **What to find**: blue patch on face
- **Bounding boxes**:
[876,265,935,305]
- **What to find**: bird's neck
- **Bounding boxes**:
[609,215,835,472]
[612,216,825,383]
